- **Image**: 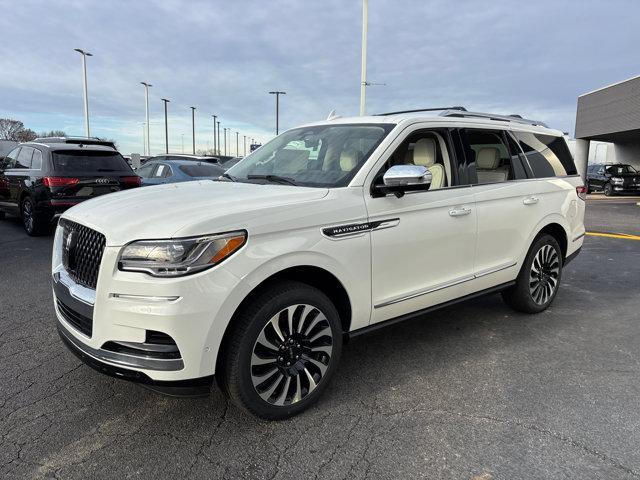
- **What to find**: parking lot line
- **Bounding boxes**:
[586,231,640,241]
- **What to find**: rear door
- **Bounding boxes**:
[7,147,33,204]
[49,149,137,201]
[456,128,534,282]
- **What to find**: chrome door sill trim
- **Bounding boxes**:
[474,261,518,278]
[57,319,184,371]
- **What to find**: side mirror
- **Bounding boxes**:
[375,165,432,198]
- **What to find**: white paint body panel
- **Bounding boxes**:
[52,114,585,382]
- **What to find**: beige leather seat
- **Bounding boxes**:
[412,138,444,189]
[476,147,509,183]
[339,149,361,172]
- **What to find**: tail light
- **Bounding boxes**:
[120,176,141,187]
[43,177,79,187]
[576,185,587,201]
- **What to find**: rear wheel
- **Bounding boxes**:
[21,196,48,236]
[218,281,342,420]
[502,234,563,314]
[604,182,614,196]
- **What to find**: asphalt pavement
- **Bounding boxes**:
[1,198,639,479]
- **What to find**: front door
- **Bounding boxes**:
[364,127,477,324]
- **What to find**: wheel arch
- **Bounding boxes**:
[529,218,569,259]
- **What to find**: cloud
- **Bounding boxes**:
[0,0,638,153]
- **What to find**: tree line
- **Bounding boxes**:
[0,118,66,142]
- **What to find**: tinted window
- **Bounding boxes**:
[52,150,131,173]
[16,147,33,169]
[459,129,527,184]
[3,148,20,169]
[153,164,171,178]
[605,164,637,175]
[31,149,43,169]
[179,163,224,177]
[514,132,576,177]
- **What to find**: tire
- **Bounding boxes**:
[586,182,592,194]
[603,183,614,196]
[502,234,563,314]
[218,281,343,420]
[21,196,49,236]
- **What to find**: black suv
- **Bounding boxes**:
[0,137,140,235]
[587,163,640,196]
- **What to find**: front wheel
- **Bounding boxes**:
[603,183,614,196]
[502,234,563,314]
[218,281,343,420]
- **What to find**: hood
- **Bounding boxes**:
[62,180,329,245]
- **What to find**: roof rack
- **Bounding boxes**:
[438,110,548,128]
[375,106,467,116]
[33,136,116,148]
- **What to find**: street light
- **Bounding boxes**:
[211,115,217,155]
[161,98,170,154]
[216,121,221,156]
[268,91,286,135]
[243,135,246,156]
[181,134,185,154]
[190,107,196,154]
[223,128,228,156]
[141,82,152,155]
[236,131,239,157]
[74,48,93,137]
[359,0,368,115]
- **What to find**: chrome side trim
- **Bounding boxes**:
[474,261,518,278]
[572,232,585,242]
[322,218,400,239]
[57,319,184,371]
[374,275,475,309]
[374,262,518,309]
[55,270,96,306]
[110,293,181,302]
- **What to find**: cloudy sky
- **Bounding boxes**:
[1,0,639,155]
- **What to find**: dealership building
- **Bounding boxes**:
[574,75,640,176]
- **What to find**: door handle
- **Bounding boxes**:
[523,196,539,205]
[449,206,472,217]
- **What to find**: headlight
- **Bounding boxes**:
[118,231,246,277]
[612,177,624,184]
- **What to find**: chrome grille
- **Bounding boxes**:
[61,220,106,289]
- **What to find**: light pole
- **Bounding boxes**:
[236,131,239,156]
[268,91,286,135]
[243,135,246,156]
[359,0,368,115]
[161,98,170,154]
[141,82,152,155]
[217,121,221,155]
[190,107,196,154]
[141,123,146,155]
[223,128,228,156]
[74,48,93,137]
[211,115,217,155]
[181,134,185,154]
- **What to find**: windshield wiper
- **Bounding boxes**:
[220,172,237,182]
[247,174,298,186]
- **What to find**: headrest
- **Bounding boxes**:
[413,138,436,167]
[339,149,360,171]
[476,147,500,169]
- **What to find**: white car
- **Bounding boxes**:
[52,107,586,419]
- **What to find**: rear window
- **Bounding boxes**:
[52,150,131,173]
[179,163,224,177]
[513,132,577,177]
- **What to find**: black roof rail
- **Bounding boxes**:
[33,136,117,148]
[439,110,548,128]
[375,106,467,116]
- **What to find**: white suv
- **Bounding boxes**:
[52,108,586,419]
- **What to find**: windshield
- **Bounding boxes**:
[605,165,637,175]
[226,124,394,187]
[52,150,131,173]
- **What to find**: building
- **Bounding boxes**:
[574,75,640,177]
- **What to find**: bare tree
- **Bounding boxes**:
[0,118,26,140]
[38,130,67,138]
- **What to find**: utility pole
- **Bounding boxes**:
[141,82,152,155]
[359,0,368,115]
[74,48,93,136]
[190,107,196,154]
[211,115,217,155]
[161,98,170,153]
[268,91,286,135]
